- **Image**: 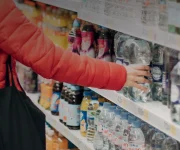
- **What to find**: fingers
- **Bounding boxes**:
[131,64,150,71]
[136,70,151,77]
[133,82,148,92]
[134,77,151,84]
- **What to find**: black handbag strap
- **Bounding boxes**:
[5,56,15,87]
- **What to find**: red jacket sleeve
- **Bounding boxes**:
[0,0,127,90]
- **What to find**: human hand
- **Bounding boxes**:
[124,65,151,92]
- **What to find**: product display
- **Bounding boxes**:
[14,0,180,150]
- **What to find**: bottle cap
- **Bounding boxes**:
[128,115,136,124]
[133,120,141,128]
[83,91,91,97]
[121,112,128,120]
[115,109,121,115]
[73,19,81,28]
[91,96,98,101]
[99,102,104,106]
[103,102,111,108]
[71,85,80,91]
[109,106,116,111]
[48,130,55,137]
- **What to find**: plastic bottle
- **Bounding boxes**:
[87,96,99,142]
[171,52,180,124]
[122,115,136,150]
[128,120,145,150]
[63,84,71,126]
[140,122,150,138]
[108,109,121,150]
[145,128,156,150]
[46,129,54,150]
[59,83,67,123]
[103,106,116,150]
[162,137,179,150]
[68,19,81,55]
[67,85,83,130]
[80,91,92,137]
[151,45,165,102]
[50,81,63,116]
[97,27,111,62]
[93,102,111,150]
[81,22,96,58]
[151,130,165,150]
[94,102,104,130]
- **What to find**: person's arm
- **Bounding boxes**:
[0,0,127,90]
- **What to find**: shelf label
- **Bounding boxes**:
[142,27,156,41]
[164,121,177,136]
[117,95,127,108]
[137,107,149,121]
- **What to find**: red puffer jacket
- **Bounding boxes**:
[0,0,126,90]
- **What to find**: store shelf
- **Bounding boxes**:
[34,0,81,12]
[27,93,94,150]
[78,5,180,51]
[90,88,180,142]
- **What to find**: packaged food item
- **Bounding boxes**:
[80,91,92,137]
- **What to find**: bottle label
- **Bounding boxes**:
[128,144,145,150]
[67,104,80,126]
[103,127,109,137]
[68,33,75,51]
[122,129,129,150]
[81,31,94,53]
[97,39,110,60]
[73,35,81,55]
[59,98,64,120]
[151,64,163,83]
[50,92,60,112]
[63,101,68,123]
[152,45,164,65]
[80,111,87,132]
[97,123,103,132]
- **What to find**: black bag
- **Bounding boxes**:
[0,57,45,150]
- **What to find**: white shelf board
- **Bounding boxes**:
[27,93,94,150]
[78,9,180,51]
[90,88,180,142]
[34,0,81,12]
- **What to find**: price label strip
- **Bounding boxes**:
[137,107,149,121]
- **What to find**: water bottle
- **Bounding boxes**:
[87,96,99,142]
[128,120,145,150]
[121,115,136,150]
[102,106,116,150]
[145,128,156,150]
[140,122,150,138]
[111,111,128,150]
[109,109,121,150]
[94,102,103,130]
[93,102,111,150]
[162,137,179,150]
[151,130,165,150]
[171,52,180,124]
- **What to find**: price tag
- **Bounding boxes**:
[142,27,155,41]
[137,107,149,121]
[117,95,127,108]
[164,121,176,136]
[170,125,176,136]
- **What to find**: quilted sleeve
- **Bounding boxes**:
[0,0,127,90]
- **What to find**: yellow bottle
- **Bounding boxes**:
[80,91,92,137]
[46,129,54,150]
